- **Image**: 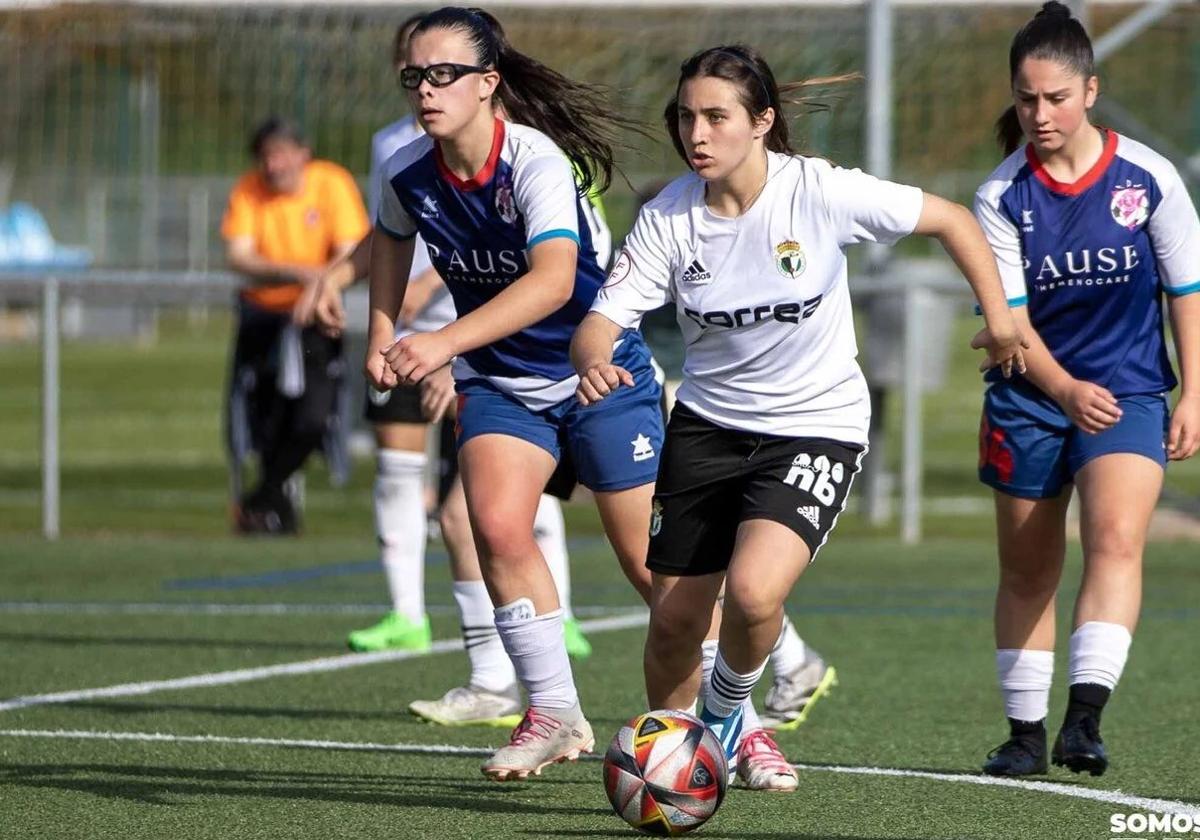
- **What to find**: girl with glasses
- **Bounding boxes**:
[368,6,661,781]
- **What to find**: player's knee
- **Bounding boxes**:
[647,601,709,657]
[470,509,536,563]
[998,564,1060,600]
[438,501,472,549]
[1084,525,1143,570]
[723,578,780,629]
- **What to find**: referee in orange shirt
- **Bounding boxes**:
[222,117,370,533]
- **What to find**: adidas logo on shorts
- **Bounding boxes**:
[796,505,821,529]
[681,259,711,284]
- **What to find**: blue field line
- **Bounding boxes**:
[161,536,611,591]
[163,559,388,591]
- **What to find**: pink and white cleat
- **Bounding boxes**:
[481,705,595,781]
[736,729,799,792]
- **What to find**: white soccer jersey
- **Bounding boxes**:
[592,151,924,444]
[369,115,456,335]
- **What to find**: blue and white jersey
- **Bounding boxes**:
[377,118,609,409]
[369,116,456,335]
[975,131,1200,397]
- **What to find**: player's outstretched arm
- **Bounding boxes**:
[1167,291,1200,460]
[913,193,1028,378]
[971,307,1121,435]
[386,237,576,385]
[366,228,415,391]
[571,312,633,406]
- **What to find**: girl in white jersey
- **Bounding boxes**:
[574,44,1027,771]
[973,4,1200,779]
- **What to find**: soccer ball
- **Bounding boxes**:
[602,709,728,836]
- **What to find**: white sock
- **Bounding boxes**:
[698,639,761,732]
[1068,621,1132,690]
[707,650,768,719]
[494,598,578,711]
[375,449,427,623]
[534,495,573,619]
[996,649,1054,723]
[452,581,515,694]
[768,615,807,678]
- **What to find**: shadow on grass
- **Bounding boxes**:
[0,761,607,815]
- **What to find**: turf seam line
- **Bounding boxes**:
[0,611,648,713]
[1,728,1196,818]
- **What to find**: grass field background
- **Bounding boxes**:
[2,312,1199,838]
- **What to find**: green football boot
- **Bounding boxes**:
[346,612,432,653]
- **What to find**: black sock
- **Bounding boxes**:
[1008,717,1046,742]
[1064,682,1111,727]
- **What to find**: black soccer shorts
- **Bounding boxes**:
[647,402,864,577]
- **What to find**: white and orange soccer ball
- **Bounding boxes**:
[602,710,728,836]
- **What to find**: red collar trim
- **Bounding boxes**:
[435,118,505,192]
[1025,129,1118,197]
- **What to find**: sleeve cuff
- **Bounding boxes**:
[1165,280,1200,297]
[528,228,580,249]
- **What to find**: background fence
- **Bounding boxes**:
[3,1,1199,271]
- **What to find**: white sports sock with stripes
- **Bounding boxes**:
[494,598,578,711]
[699,639,763,731]
[533,495,573,620]
[452,581,515,694]
[375,449,427,623]
[995,648,1054,723]
[706,648,768,720]
[1068,621,1132,690]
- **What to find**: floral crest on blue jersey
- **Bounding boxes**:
[495,170,519,225]
[1110,183,1149,231]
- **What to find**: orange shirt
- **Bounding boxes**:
[221,160,370,312]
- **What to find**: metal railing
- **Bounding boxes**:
[1,261,973,543]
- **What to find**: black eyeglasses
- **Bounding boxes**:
[399,63,489,90]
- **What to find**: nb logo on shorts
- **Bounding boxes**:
[631,433,656,463]
[796,505,821,529]
[783,452,844,506]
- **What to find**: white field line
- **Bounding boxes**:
[790,761,1200,818]
[0,601,626,617]
[0,727,1196,819]
[0,611,648,713]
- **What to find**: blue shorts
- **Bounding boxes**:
[979,380,1168,499]
[455,336,663,492]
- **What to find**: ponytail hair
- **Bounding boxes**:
[411,7,645,194]
[996,1,1095,155]
[662,45,857,169]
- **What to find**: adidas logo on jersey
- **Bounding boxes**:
[680,259,712,284]
[420,195,439,219]
[796,505,821,529]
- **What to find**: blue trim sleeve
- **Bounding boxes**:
[1165,280,1200,298]
[527,228,580,249]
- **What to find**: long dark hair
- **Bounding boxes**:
[411,6,644,194]
[663,45,857,169]
[996,1,1095,155]
[392,12,426,66]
